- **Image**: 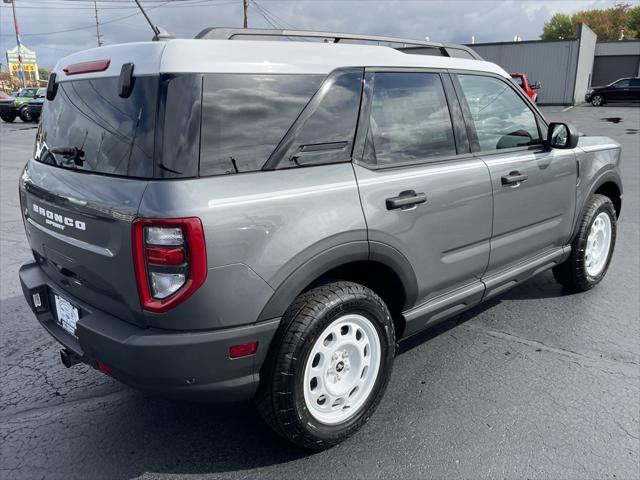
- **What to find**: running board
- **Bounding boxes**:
[401,245,570,339]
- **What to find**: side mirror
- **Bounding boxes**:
[547,122,579,149]
[530,81,541,90]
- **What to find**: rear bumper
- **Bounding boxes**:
[19,261,279,403]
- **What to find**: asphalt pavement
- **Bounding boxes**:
[1,105,638,480]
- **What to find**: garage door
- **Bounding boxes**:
[592,55,640,86]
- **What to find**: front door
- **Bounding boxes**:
[454,73,577,274]
[353,71,493,318]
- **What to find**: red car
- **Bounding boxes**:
[510,73,541,103]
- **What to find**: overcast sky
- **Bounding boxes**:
[0,0,613,69]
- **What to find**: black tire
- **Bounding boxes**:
[19,107,33,123]
[591,94,605,106]
[552,194,616,292]
[0,113,16,123]
[256,281,395,450]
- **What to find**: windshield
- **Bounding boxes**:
[511,76,524,87]
[35,76,159,178]
[17,89,37,97]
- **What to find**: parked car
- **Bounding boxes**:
[19,29,622,450]
[26,96,44,122]
[510,72,541,102]
[586,77,640,106]
[0,87,46,122]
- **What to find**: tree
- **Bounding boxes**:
[630,5,640,38]
[540,4,638,41]
[38,66,49,80]
[541,13,574,40]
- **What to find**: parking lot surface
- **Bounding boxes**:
[1,106,639,480]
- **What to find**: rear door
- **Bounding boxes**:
[20,74,160,327]
[353,70,493,329]
[453,72,576,275]
[609,78,631,101]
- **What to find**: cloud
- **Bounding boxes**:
[0,0,610,69]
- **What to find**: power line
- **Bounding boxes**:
[0,0,237,37]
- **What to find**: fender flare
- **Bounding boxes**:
[570,169,622,241]
[257,241,419,321]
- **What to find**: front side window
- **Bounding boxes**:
[457,74,541,151]
[362,72,456,166]
[200,74,323,176]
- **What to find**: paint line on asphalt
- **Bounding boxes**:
[562,106,574,112]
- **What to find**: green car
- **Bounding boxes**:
[0,87,46,123]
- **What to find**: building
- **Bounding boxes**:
[467,24,640,105]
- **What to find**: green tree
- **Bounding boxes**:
[629,5,640,38]
[541,13,575,40]
[540,4,637,41]
[38,66,49,80]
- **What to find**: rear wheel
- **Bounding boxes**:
[256,281,395,450]
[591,94,604,106]
[0,112,16,123]
[553,194,616,291]
[19,107,33,123]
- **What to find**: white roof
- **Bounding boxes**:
[53,39,508,82]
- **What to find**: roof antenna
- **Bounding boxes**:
[133,0,172,41]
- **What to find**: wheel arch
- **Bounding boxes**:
[571,171,622,241]
[258,241,418,339]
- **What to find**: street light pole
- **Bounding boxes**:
[5,0,26,87]
[94,0,103,47]
[243,0,248,28]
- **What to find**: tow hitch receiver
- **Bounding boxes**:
[60,349,82,368]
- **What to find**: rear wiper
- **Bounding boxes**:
[50,146,85,167]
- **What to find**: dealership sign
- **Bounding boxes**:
[5,45,39,80]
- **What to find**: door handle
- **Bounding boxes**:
[386,190,427,210]
[501,171,529,186]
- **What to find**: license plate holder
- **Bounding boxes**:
[54,294,79,336]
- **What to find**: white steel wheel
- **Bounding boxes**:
[303,313,381,425]
[585,212,612,277]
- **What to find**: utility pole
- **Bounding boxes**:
[243,0,248,28]
[93,0,103,47]
[4,0,26,87]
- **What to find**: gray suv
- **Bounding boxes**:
[19,29,622,450]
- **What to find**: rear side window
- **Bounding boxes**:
[362,72,456,166]
[269,69,363,169]
[37,76,158,178]
[200,74,323,176]
[630,78,640,87]
[456,74,541,151]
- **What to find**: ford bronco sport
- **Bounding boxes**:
[19,28,622,450]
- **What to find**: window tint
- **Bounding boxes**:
[457,74,541,151]
[272,69,363,169]
[362,72,456,166]
[37,76,158,178]
[200,74,323,176]
[630,78,640,87]
[613,79,630,88]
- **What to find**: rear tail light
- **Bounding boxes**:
[132,217,207,313]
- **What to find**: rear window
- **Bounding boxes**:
[36,76,158,178]
[200,74,323,176]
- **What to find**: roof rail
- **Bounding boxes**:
[194,28,483,60]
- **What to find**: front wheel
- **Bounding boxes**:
[256,281,395,450]
[553,194,616,291]
[19,107,33,123]
[591,94,604,106]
